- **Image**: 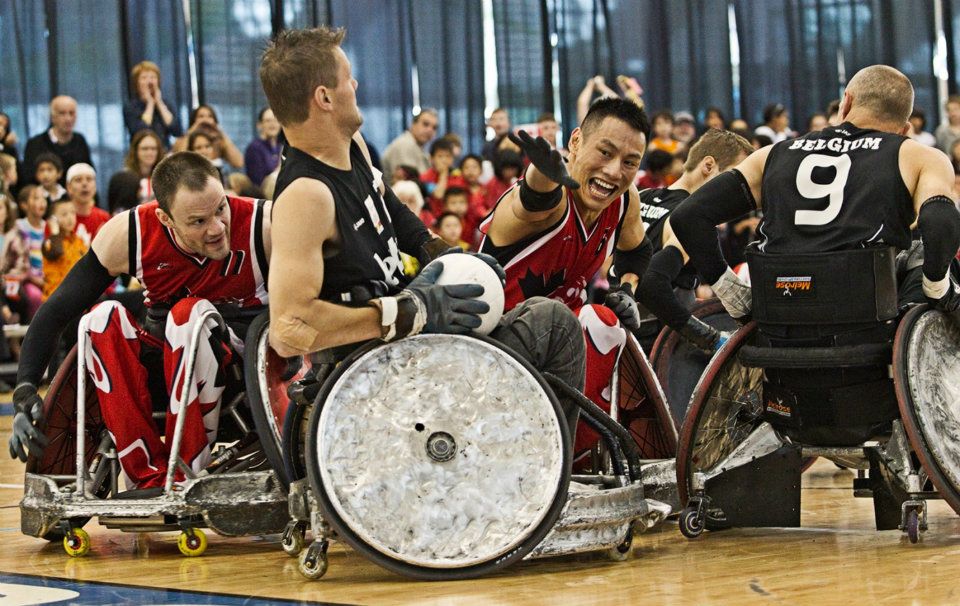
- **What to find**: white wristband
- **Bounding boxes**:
[922,275,950,300]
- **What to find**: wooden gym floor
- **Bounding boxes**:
[0,414,959,605]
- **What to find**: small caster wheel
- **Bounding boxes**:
[281,521,306,557]
[298,540,329,580]
[905,509,920,544]
[63,527,91,557]
[178,528,208,557]
[607,526,634,561]
[679,506,704,539]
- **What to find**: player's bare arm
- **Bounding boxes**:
[90,211,132,277]
[268,177,381,357]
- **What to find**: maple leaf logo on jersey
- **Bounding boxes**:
[518,267,566,299]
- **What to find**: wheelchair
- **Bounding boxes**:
[19,306,288,557]
[674,247,960,543]
[249,326,673,580]
[648,298,738,428]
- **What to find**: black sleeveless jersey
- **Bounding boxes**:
[639,187,698,289]
[757,122,914,254]
[273,141,406,302]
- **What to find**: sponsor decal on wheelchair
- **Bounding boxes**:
[774,275,813,298]
[765,397,793,418]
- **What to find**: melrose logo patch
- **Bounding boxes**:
[774,275,813,297]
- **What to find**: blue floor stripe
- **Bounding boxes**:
[0,402,12,416]
[0,572,356,605]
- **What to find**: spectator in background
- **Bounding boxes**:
[106,170,140,215]
[648,111,679,154]
[909,108,936,147]
[389,164,420,186]
[0,111,20,160]
[441,186,478,248]
[188,129,222,181]
[244,107,282,187]
[672,111,698,149]
[111,129,164,207]
[484,150,523,211]
[122,60,182,146]
[637,149,674,189]
[459,153,489,220]
[537,113,561,150]
[392,179,434,228]
[754,103,793,143]
[382,108,438,178]
[750,133,773,150]
[33,153,67,204]
[936,96,960,156]
[226,173,264,199]
[806,112,828,134]
[729,118,749,132]
[172,104,245,170]
[5,185,46,321]
[440,132,463,160]
[0,154,17,204]
[826,99,841,126]
[65,163,110,245]
[481,107,512,163]
[435,212,468,250]
[576,76,620,124]
[41,198,87,302]
[419,138,464,216]
[22,96,93,187]
[704,107,726,130]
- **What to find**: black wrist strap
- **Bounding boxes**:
[519,179,563,212]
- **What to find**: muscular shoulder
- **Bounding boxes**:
[89,211,130,276]
[273,177,336,241]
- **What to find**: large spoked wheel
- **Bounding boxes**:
[304,334,571,580]
[27,345,109,541]
[894,305,960,517]
[243,311,313,487]
[676,322,766,512]
[617,334,677,459]
[649,299,738,429]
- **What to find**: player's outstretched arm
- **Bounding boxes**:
[10,212,129,461]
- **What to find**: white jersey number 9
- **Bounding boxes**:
[794,153,852,226]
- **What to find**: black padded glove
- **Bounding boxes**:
[677,316,722,353]
[8,383,47,462]
[507,130,579,190]
[406,261,490,335]
[604,283,641,330]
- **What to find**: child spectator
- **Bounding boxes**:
[442,186,478,248]
[390,164,420,186]
[34,152,67,204]
[484,150,523,212]
[459,153,491,220]
[0,153,17,203]
[42,197,87,301]
[649,111,679,154]
[420,139,465,216]
[636,149,674,189]
[65,163,110,244]
[4,185,46,320]
[435,212,468,250]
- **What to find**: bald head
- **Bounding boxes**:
[843,65,913,127]
[49,95,77,137]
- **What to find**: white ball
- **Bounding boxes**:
[426,254,505,336]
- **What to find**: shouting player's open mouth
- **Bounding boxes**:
[587,177,617,200]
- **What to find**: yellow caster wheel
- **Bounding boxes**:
[178,529,208,557]
[63,527,91,557]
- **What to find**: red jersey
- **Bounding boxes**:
[131,195,268,309]
[76,205,111,246]
[479,185,628,310]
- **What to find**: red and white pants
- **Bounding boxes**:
[573,303,627,458]
[81,298,237,489]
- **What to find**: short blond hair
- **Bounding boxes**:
[131,60,161,86]
[684,129,753,172]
